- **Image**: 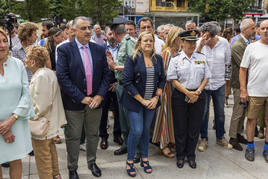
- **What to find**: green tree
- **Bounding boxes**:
[188,0,255,21]
[0,0,8,19]
[10,0,49,21]
[229,0,256,21]
[80,0,121,26]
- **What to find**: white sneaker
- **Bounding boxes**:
[198,139,208,152]
[80,143,86,151]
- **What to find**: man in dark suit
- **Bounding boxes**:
[56,16,110,178]
[229,18,256,151]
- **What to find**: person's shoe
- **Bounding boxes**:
[100,138,108,150]
[161,147,175,158]
[2,162,9,168]
[133,153,141,163]
[88,163,102,177]
[176,160,184,168]
[258,128,265,139]
[188,160,197,169]
[140,159,152,174]
[245,148,255,161]
[216,137,232,149]
[263,149,268,163]
[113,136,124,145]
[114,147,127,155]
[229,138,243,151]
[198,138,208,152]
[69,170,79,179]
[237,134,248,144]
[80,143,86,151]
[126,161,136,177]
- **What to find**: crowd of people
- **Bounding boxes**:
[0,14,268,179]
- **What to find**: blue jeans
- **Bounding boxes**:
[200,85,225,140]
[127,107,155,160]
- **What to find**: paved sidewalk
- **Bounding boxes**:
[3,96,268,179]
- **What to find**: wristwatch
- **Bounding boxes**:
[12,113,19,120]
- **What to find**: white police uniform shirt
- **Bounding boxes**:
[167,50,211,90]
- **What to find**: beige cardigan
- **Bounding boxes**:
[29,68,66,140]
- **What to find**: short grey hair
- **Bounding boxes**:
[157,25,164,33]
[66,20,73,29]
[164,24,174,30]
[73,16,89,29]
[200,21,221,37]
[185,20,196,29]
[240,18,254,32]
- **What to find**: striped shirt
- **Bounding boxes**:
[144,66,155,100]
[197,36,231,90]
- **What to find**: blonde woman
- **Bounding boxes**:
[121,31,166,177]
[152,26,184,158]
[0,28,34,179]
[25,46,66,179]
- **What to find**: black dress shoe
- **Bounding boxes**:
[2,162,9,168]
[100,138,108,150]
[188,160,197,169]
[69,170,79,179]
[89,163,102,177]
[229,138,243,151]
[114,147,127,155]
[237,134,248,144]
[263,149,268,163]
[245,148,255,161]
[113,136,124,145]
[176,160,184,168]
[133,153,141,163]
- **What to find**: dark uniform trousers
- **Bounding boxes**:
[99,90,121,139]
[172,89,205,160]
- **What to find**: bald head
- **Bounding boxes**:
[94,24,101,36]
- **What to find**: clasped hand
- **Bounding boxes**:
[186,91,199,103]
[81,95,103,109]
[142,96,158,110]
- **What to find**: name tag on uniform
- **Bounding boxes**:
[194,60,205,64]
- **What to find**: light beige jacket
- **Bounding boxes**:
[29,68,66,140]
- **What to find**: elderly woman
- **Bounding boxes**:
[196,22,232,152]
[0,28,34,178]
[25,46,66,179]
[167,30,211,169]
[152,26,184,158]
[11,22,38,83]
[122,31,165,177]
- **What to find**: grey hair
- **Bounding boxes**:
[240,18,254,32]
[73,16,89,29]
[157,25,164,33]
[164,24,174,30]
[200,21,221,37]
[114,24,126,35]
[185,20,196,29]
[105,26,111,34]
[94,24,101,29]
[66,20,73,29]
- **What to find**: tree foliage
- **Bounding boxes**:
[6,0,121,25]
[0,0,8,19]
[188,0,256,21]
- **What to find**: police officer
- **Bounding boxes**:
[167,30,211,169]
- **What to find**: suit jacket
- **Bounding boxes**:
[121,53,166,112]
[56,40,110,110]
[30,68,66,139]
[230,36,247,89]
